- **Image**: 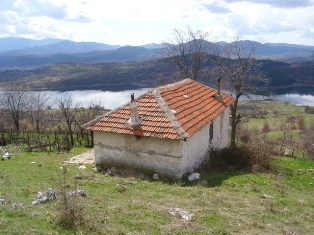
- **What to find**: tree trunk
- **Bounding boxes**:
[13,112,20,132]
[230,98,239,148]
[67,125,74,148]
[70,132,74,147]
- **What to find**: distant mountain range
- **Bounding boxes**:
[0,46,160,68]
[0,37,313,69]
[0,37,63,52]
[0,37,313,95]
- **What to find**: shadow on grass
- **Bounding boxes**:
[180,169,248,188]
[149,166,249,188]
[94,165,249,189]
[179,146,261,188]
[204,171,244,188]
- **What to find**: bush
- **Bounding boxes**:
[297,116,305,130]
[55,167,86,230]
[237,127,251,143]
[209,146,251,171]
[304,105,314,114]
[246,136,274,172]
[262,122,270,133]
[208,136,274,172]
[303,129,314,160]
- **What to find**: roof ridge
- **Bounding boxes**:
[81,114,106,129]
[158,78,192,90]
[152,89,189,139]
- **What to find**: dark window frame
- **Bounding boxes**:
[209,121,214,141]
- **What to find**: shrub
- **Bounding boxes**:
[303,129,314,160]
[246,136,274,172]
[208,146,251,171]
[55,167,86,230]
[237,127,251,143]
[262,122,270,133]
[304,105,314,114]
[208,136,274,172]
[297,116,305,130]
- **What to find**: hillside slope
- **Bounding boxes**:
[0,58,313,94]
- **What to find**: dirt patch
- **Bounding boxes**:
[65,149,95,164]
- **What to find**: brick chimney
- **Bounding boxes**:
[129,93,141,126]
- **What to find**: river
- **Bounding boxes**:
[43,89,314,110]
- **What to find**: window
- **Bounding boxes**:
[209,122,214,141]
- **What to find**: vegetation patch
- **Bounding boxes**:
[0,144,313,234]
[0,99,313,234]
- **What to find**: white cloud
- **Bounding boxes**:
[202,3,231,13]
[197,0,314,45]
[11,0,68,18]
[0,0,313,45]
[223,0,314,8]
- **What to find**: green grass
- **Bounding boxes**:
[0,146,313,234]
[238,100,313,159]
[240,100,314,131]
[0,101,313,234]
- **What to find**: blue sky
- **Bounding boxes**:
[1,0,313,46]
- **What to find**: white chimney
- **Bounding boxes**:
[129,93,141,126]
[215,77,222,101]
[217,77,221,95]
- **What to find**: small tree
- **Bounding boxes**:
[211,40,269,148]
[161,26,214,81]
[55,166,86,229]
[26,92,50,133]
[55,94,80,148]
[87,99,105,120]
[0,85,29,132]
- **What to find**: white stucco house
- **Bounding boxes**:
[84,78,235,177]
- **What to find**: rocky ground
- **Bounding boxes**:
[64,148,95,164]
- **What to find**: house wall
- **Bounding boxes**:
[181,107,230,173]
[211,108,230,149]
[93,107,230,178]
[93,131,183,177]
[181,121,211,174]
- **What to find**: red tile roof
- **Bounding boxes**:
[85,79,235,140]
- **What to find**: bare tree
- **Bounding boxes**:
[161,26,214,81]
[0,85,29,132]
[87,99,105,120]
[26,92,50,133]
[55,94,81,148]
[212,40,269,148]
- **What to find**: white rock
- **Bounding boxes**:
[153,174,159,180]
[168,207,194,221]
[0,198,7,205]
[69,189,86,197]
[11,203,23,209]
[188,172,200,182]
[32,200,40,206]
